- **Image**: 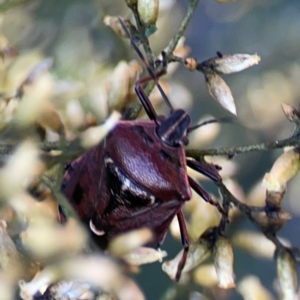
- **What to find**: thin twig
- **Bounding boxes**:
[217,181,284,249]
[0,132,297,159]
[123,0,201,120]
[186,135,300,159]
[122,3,156,120]
[130,4,155,68]
[166,0,201,56]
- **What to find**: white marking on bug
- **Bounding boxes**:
[121,177,132,191]
[89,220,105,236]
[150,196,155,205]
[115,166,121,176]
[104,157,114,166]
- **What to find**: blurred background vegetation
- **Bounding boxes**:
[0,0,300,299]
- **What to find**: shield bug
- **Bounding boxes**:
[61,19,224,281]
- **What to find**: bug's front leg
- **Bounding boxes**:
[186,159,221,182]
[188,176,225,215]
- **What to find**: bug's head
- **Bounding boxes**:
[156,109,191,147]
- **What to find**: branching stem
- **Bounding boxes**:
[186,135,300,160]
[166,0,200,55]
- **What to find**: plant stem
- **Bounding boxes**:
[186,135,300,159]
[166,0,201,56]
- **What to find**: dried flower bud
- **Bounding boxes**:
[106,61,142,112]
[250,208,291,234]
[214,236,235,289]
[0,141,43,199]
[106,61,131,111]
[263,148,300,194]
[193,264,219,287]
[65,100,85,129]
[233,231,276,259]
[266,189,286,207]
[202,53,260,74]
[188,191,221,240]
[205,72,236,115]
[237,276,275,300]
[35,101,65,138]
[21,218,87,259]
[275,247,298,300]
[16,58,54,97]
[103,16,138,40]
[122,247,167,265]
[246,180,267,206]
[80,111,120,149]
[19,267,59,300]
[20,255,124,299]
[15,73,55,129]
[127,60,143,87]
[162,238,212,280]
[137,0,159,27]
[108,228,153,257]
[281,103,300,123]
[184,57,198,71]
[268,207,292,220]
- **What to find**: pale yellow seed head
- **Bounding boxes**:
[137,0,159,26]
[211,53,261,74]
[205,72,236,115]
[193,264,219,287]
[276,248,298,300]
[162,238,212,280]
[108,228,153,257]
[214,236,235,289]
[233,231,276,259]
[237,276,275,300]
[263,149,300,192]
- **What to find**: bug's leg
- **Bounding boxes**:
[135,50,168,87]
[134,73,166,121]
[119,18,173,118]
[176,210,190,281]
[188,175,225,215]
[186,159,221,182]
[134,52,173,121]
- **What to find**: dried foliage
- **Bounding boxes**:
[0,1,299,300]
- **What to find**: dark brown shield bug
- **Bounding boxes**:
[61,19,224,281]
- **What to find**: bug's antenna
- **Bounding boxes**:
[187,117,233,133]
[118,17,174,112]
